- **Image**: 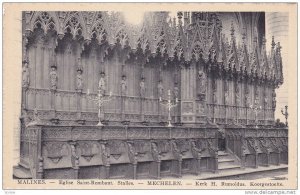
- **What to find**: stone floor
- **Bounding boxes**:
[163,164,288,180]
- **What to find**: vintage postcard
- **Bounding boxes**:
[2,2,298,190]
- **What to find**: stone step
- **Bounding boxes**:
[218,153,234,161]
[217,151,241,172]
[218,158,234,162]
[218,158,236,166]
[218,151,228,156]
[203,165,288,180]
[218,164,241,172]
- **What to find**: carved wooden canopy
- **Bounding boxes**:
[23,11,284,87]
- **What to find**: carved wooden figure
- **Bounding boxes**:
[139,77,146,98]
[98,72,106,95]
[49,66,58,90]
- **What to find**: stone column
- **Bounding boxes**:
[265,13,288,121]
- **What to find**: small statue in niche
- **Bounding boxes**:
[49,65,58,90]
[198,70,207,94]
[121,75,127,96]
[157,80,164,98]
[22,60,30,88]
[139,77,146,98]
[174,84,179,99]
[98,72,106,95]
[76,68,83,91]
[254,94,259,107]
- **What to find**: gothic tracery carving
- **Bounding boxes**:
[26,11,284,86]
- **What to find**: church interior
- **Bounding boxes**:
[13,11,288,180]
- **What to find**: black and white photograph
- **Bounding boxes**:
[3,2,297,191]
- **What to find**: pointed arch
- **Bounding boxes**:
[30,11,59,34]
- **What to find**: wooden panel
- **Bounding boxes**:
[44,168,75,179]
[78,166,100,179]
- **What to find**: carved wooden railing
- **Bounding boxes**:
[225,126,288,169]
[207,104,275,126]
[25,88,181,123]
[26,88,275,126]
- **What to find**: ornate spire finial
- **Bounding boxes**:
[277,42,282,53]
[177,12,183,26]
[271,36,276,49]
[177,12,183,19]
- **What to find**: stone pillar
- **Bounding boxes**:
[13,14,25,166]
[265,13,288,121]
